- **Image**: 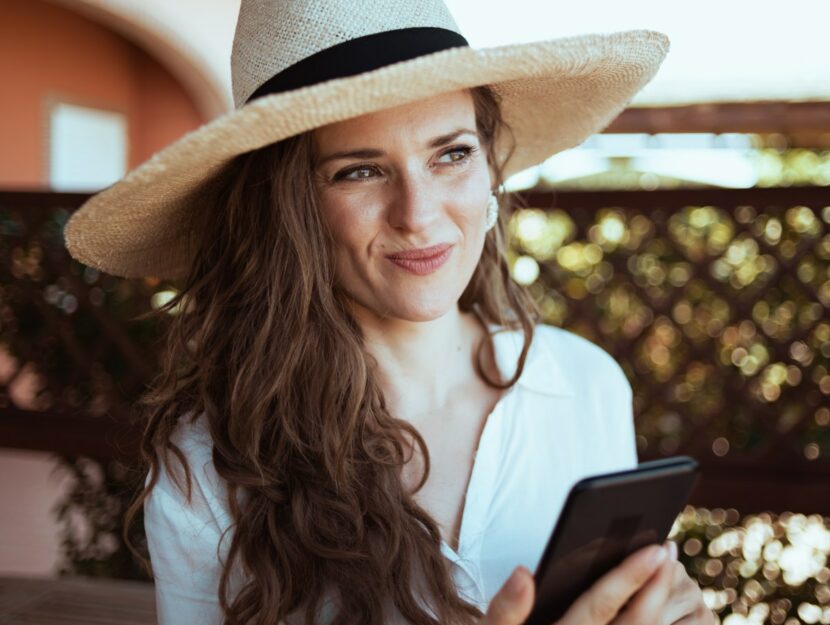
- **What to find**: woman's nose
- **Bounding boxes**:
[386,175,441,233]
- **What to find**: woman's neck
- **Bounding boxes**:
[355,305,487,420]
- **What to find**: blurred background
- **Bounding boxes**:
[1,0,828,623]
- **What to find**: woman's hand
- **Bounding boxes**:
[480,541,717,625]
[620,541,717,625]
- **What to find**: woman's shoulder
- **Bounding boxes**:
[533,323,615,361]
[168,410,215,465]
[147,410,233,532]
[532,323,631,397]
[532,325,639,469]
[143,412,246,620]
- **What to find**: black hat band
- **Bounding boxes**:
[246,27,469,103]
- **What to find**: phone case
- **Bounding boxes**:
[523,455,700,625]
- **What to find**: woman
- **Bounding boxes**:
[64,1,715,624]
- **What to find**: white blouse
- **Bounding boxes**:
[144,323,638,624]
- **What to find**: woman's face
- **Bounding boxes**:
[312,89,492,323]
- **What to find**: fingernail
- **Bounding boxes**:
[650,544,668,565]
[506,567,527,599]
[668,541,678,561]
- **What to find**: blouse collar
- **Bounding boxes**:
[487,324,576,397]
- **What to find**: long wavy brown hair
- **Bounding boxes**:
[123,84,542,625]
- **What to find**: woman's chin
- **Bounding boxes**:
[346,278,470,323]
[372,292,458,322]
[380,296,459,323]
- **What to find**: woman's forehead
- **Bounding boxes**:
[312,89,477,151]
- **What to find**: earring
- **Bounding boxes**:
[485,192,499,231]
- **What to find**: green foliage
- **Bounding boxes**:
[53,455,151,582]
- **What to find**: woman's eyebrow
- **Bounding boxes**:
[315,128,479,166]
[316,148,384,167]
[427,128,479,148]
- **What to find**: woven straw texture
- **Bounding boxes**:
[232,0,460,107]
[63,0,670,280]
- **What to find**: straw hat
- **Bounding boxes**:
[63,0,670,280]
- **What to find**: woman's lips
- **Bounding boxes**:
[386,244,454,275]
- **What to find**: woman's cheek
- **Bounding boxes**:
[459,190,490,229]
[320,191,364,230]
[324,197,384,259]
[452,164,491,218]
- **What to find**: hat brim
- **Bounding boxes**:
[64,29,669,279]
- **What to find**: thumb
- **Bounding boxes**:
[481,566,535,625]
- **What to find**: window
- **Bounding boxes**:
[48,103,127,191]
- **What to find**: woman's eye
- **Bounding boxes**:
[334,165,379,181]
[437,145,477,165]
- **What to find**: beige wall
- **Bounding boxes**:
[0,0,210,575]
[76,0,830,106]
[0,450,75,575]
[0,0,205,187]
[56,0,238,114]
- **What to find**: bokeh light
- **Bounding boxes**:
[671,507,830,624]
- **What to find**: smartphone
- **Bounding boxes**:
[523,455,700,625]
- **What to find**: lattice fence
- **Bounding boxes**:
[1,189,828,622]
[0,191,160,459]
[511,187,829,515]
